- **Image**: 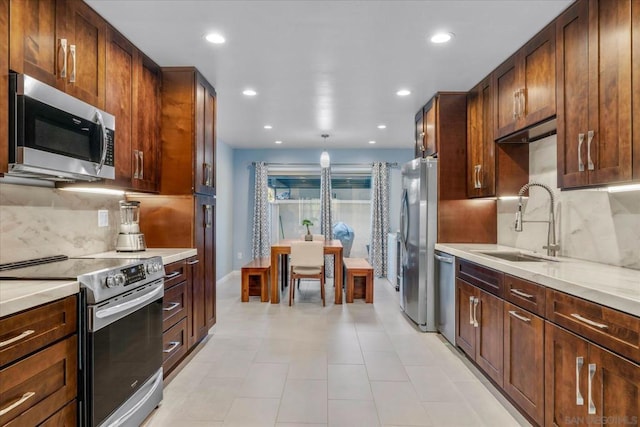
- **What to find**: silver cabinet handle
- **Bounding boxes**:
[571,313,608,329]
[513,90,518,119]
[519,88,526,118]
[508,310,531,323]
[163,302,181,312]
[469,296,475,325]
[510,288,534,300]
[69,44,76,83]
[133,150,139,179]
[0,391,36,416]
[203,163,210,186]
[576,356,584,405]
[434,254,453,264]
[186,259,200,265]
[474,165,482,189]
[204,205,213,228]
[163,341,180,354]
[587,130,595,171]
[578,133,585,172]
[588,363,596,414]
[165,271,181,280]
[0,329,35,347]
[94,110,108,174]
[472,297,479,327]
[139,150,144,180]
[59,39,67,78]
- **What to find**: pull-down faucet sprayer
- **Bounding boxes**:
[514,182,560,257]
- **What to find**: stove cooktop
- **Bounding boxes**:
[0,256,146,280]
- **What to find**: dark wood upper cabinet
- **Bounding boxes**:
[423,99,437,156]
[493,23,556,140]
[557,0,633,188]
[467,76,495,198]
[634,0,640,181]
[161,67,216,196]
[1,0,8,174]
[414,108,424,158]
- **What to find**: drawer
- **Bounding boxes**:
[0,335,77,426]
[546,289,640,363]
[504,274,545,317]
[456,259,504,298]
[0,296,77,367]
[164,259,187,289]
[38,399,77,427]
[163,281,188,332]
[162,317,188,376]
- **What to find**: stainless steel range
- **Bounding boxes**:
[0,255,165,426]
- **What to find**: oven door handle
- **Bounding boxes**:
[95,283,163,320]
[107,370,163,427]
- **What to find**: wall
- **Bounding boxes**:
[215,140,234,280]
[497,135,640,270]
[232,148,414,270]
[0,183,122,263]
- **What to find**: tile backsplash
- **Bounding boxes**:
[0,183,122,263]
[497,134,640,270]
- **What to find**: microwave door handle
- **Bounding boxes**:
[94,110,108,174]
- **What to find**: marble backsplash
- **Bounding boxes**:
[0,183,122,263]
[497,135,640,270]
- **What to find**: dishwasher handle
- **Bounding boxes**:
[434,254,453,264]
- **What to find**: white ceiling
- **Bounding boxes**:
[87,0,573,150]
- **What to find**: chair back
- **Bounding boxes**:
[290,241,324,268]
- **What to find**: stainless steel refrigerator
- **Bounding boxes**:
[399,158,438,332]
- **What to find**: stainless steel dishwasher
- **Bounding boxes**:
[434,251,455,344]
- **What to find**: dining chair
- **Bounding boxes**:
[289,241,325,306]
[296,235,325,289]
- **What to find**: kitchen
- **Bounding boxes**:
[0,2,640,423]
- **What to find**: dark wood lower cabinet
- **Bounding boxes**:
[39,400,77,427]
[504,302,544,425]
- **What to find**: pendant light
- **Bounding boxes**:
[320,134,330,168]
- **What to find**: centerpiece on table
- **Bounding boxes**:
[302,219,314,241]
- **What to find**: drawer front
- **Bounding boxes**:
[38,400,77,427]
[0,296,77,367]
[456,259,504,298]
[504,274,546,317]
[164,259,187,289]
[546,289,639,363]
[162,317,188,376]
[162,281,188,331]
[0,335,77,426]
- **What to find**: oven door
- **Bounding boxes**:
[84,280,163,427]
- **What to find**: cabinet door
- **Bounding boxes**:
[521,23,556,128]
[415,108,425,158]
[545,322,590,427]
[204,86,216,190]
[493,54,519,139]
[1,0,8,174]
[105,27,135,188]
[556,0,590,188]
[634,0,640,181]
[589,344,640,423]
[63,0,105,108]
[467,78,495,198]
[503,302,544,425]
[205,200,216,329]
[133,55,160,192]
[423,100,437,156]
[455,278,476,357]
[192,195,214,344]
[475,288,503,387]
[194,75,208,195]
[9,0,66,89]
[587,0,632,185]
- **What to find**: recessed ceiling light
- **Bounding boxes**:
[368,140,376,144]
[264,125,273,129]
[377,124,387,129]
[396,89,411,96]
[275,140,283,144]
[204,33,226,44]
[243,89,257,96]
[430,32,454,44]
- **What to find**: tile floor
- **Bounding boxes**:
[144,275,530,427]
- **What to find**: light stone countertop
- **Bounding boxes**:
[0,248,196,318]
[435,243,640,317]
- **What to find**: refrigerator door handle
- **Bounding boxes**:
[434,254,453,264]
[400,189,409,251]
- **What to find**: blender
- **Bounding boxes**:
[115,201,147,252]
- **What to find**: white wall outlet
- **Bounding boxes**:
[237,252,243,260]
[98,210,109,227]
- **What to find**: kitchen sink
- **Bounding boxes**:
[475,251,556,262]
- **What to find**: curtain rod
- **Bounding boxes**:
[251,162,398,167]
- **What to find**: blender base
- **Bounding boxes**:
[116,233,147,252]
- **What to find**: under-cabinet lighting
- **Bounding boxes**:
[498,196,520,201]
[59,187,125,196]
[607,183,640,193]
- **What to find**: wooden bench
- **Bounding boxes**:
[344,258,374,303]
[241,258,270,302]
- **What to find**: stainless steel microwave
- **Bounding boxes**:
[8,73,115,182]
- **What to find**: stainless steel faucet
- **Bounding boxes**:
[514,182,560,257]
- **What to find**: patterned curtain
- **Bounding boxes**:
[369,162,390,277]
[251,162,271,259]
[320,166,334,277]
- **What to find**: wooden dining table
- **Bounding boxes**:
[270,239,343,304]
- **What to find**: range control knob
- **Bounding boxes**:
[146,262,162,274]
[115,273,126,287]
